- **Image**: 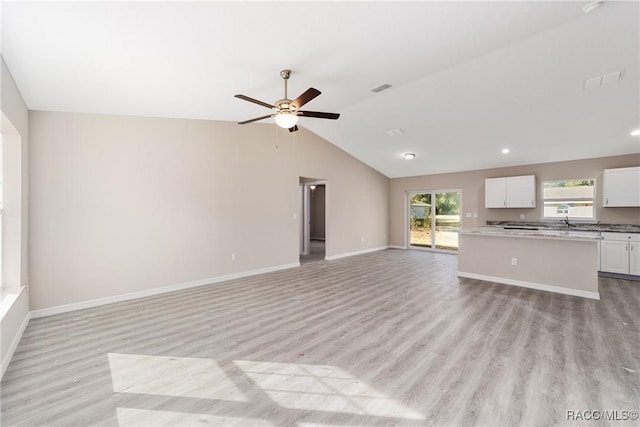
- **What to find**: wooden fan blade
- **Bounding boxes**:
[297,110,340,120]
[291,88,321,109]
[235,94,275,109]
[238,114,274,125]
[288,125,299,133]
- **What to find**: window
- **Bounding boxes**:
[542,179,595,220]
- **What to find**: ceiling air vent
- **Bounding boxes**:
[584,69,624,89]
[371,83,392,93]
[386,128,404,136]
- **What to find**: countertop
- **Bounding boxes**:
[486,220,640,233]
[459,227,603,241]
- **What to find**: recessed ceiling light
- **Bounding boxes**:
[631,129,640,136]
[501,148,510,154]
[404,153,416,160]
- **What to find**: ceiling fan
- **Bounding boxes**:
[235,69,340,132]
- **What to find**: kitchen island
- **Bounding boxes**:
[458,228,602,299]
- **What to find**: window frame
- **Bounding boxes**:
[541,178,597,222]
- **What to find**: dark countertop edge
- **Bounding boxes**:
[486,221,640,233]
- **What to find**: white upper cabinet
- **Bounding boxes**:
[485,175,536,208]
[506,175,536,208]
[485,178,507,208]
[603,166,640,207]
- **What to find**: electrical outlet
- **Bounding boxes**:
[511,258,518,266]
[473,212,478,218]
[361,237,365,243]
[231,253,237,262]
[520,213,525,219]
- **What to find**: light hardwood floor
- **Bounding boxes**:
[1,249,639,426]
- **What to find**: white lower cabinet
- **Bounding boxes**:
[600,232,640,276]
[631,242,640,276]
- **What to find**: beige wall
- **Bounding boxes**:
[390,154,640,247]
[29,111,390,311]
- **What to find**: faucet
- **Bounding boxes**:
[563,216,570,228]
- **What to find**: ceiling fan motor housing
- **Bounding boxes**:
[275,99,295,113]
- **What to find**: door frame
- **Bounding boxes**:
[405,188,462,254]
[300,180,327,257]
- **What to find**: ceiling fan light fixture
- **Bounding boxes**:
[274,112,299,129]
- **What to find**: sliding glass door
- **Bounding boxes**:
[409,191,461,251]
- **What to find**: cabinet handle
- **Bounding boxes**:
[606,197,608,205]
[504,200,506,207]
[531,200,533,206]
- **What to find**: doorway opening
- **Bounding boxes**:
[407,190,461,252]
[300,179,326,264]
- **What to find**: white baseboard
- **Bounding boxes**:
[325,246,389,261]
[389,245,406,250]
[1,310,30,379]
[31,262,301,319]
[457,272,600,300]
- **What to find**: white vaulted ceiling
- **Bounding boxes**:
[2,1,639,177]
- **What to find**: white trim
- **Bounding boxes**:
[0,289,22,321]
[389,245,406,250]
[325,246,389,261]
[409,246,458,255]
[303,184,311,256]
[1,309,30,379]
[457,271,600,300]
[31,262,300,319]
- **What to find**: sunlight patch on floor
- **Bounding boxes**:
[108,353,247,401]
[234,360,425,420]
[116,407,274,427]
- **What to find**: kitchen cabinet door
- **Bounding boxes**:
[603,167,640,207]
[485,178,507,208]
[600,240,629,274]
[630,242,640,276]
[507,175,536,208]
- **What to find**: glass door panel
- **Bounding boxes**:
[409,193,432,248]
[434,192,460,250]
